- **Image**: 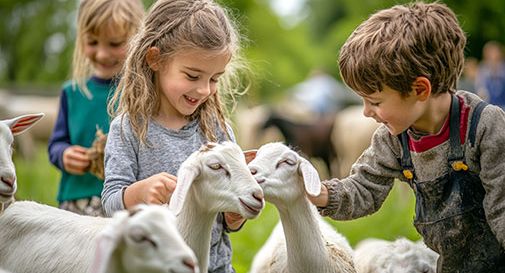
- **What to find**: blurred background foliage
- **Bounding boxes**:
[2,0,504,99]
[3,0,505,272]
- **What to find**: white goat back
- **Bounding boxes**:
[0,201,198,273]
[250,217,354,273]
[169,141,264,219]
[249,222,287,273]
[354,238,438,273]
[0,113,44,204]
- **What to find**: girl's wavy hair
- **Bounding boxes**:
[109,0,249,146]
[72,0,144,98]
[339,2,466,96]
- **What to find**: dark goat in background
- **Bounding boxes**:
[260,110,336,176]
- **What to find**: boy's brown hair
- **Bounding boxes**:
[339,2,466,96]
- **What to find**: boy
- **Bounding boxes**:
[309,2,505,272]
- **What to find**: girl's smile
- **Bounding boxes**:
[148,47,231,129]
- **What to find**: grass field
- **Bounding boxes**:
[13,142,420,273]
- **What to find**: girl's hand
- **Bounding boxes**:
[62,145,90,175]
[123,172,177,209]
[224,212,246,232]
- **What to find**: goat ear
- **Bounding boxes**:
[244,150,257,164]
[4,113,44,136]
[90,210,130,273]
[169,164,200,216]
[298,158,321,197]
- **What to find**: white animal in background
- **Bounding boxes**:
[169,141,265,272]
[0,202,199,273]
[331,105,380,178]
[232,104,284,150]
[0,113,44,212]
[354,237,438,273]
[0,91,58,159]
[248,142,355,273]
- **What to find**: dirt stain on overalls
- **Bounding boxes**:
[398,95,505,272]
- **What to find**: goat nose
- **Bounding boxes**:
[252,190,264,202]
[183,257,196,270]
[1,176,15,187]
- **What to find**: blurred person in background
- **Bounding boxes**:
[47,0,144,216]
[476,41,505,109]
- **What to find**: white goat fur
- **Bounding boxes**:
[0,113,44,211]
[0,202,199,273]
[354,238,438,273]
[331,105,380,178]
[249,142,355,273]
[169,141,265,272]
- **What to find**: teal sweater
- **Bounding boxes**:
[48,77,114,202]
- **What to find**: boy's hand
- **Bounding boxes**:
[224,212,246,232]
[308,184,329,208]
[123,172,177,209]
[63,145,90,174]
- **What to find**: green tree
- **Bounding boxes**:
[0,0,75,91]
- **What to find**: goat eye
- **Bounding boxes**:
[275,159,296,168]
[129,228,158,248]
[208,163,222,170]
[285,159,296,165]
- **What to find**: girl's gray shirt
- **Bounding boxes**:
[102,114,236,273]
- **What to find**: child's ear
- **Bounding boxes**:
[412,76,431,101]
[146,47,161,71]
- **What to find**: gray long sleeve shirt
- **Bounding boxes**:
[102,114,236,273]
[320,90,505,250]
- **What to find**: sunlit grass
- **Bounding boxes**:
[13,141,60,206]
[13,143,419,273]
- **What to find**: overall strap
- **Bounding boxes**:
[468,100,488,148]
[398,131,415,180]
[448,94,464,162]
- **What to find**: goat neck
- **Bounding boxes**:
[176,191,216,272]
[277,197,333,273]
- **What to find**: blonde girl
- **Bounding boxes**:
[102,0,249,272]
[48,0,144,216]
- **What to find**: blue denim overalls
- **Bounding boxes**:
[398,95,505,272]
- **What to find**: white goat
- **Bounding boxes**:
[169,141,265,272]
[0,202,199,273]
[0,113,44,212]
[248,142,355,273]
[353,238,438,273]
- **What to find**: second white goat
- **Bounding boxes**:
[0,202,198,273]
[248,142,355,273]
